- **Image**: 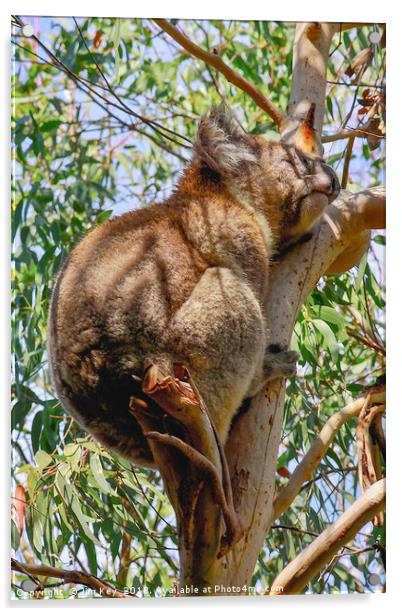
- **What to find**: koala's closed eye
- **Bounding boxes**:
[282,149,310,173]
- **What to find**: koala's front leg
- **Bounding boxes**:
[247,345,299,397]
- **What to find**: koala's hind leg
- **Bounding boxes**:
[246,346,299,397]
[166,266,268,443]
[129,266,266,563]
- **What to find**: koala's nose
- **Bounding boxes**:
[320,163,340,202]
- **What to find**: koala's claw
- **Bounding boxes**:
[273,349,299,364]
[263,349,299,382]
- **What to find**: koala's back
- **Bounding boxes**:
[56,203,208,379]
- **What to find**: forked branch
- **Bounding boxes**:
[269,478,386,595]
[271,391,385,523]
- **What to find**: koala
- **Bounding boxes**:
[47,106,340,468]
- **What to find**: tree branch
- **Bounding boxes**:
[346,327,386,355]
[322,126,386,143]
[153,19,287,130]
[341,135,356,189]
[324,230,371,275]
[281,22,337,153]
[271,392,385,523]
[268,478,386,595]
[323,186,385,275]
[343,187,386,230]
[11,558,136,599]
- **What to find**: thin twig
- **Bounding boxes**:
[300,466,357,491]
[154,18,287,129]
[13,17,191,148]
[11,558,137,598]
[346,327,386,355]
[326,80,385,89]
[341,135,355,189]
[323,126,385,143]
[271,524,319,538]
[12,39,189,162]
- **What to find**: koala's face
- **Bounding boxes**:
[195,106,340,244]
[251,137,340,243]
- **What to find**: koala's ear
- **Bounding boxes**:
[194,105,256,175]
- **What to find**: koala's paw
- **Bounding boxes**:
[263,348,299,381]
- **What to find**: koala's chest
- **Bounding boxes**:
[184,202,272,296]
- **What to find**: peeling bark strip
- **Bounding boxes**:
[357,403,386,526]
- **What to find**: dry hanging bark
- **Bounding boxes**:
[271,391,385,524]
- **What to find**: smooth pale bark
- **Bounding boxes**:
[280,23,337,154]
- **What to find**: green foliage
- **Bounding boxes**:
[11,16,385,597]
